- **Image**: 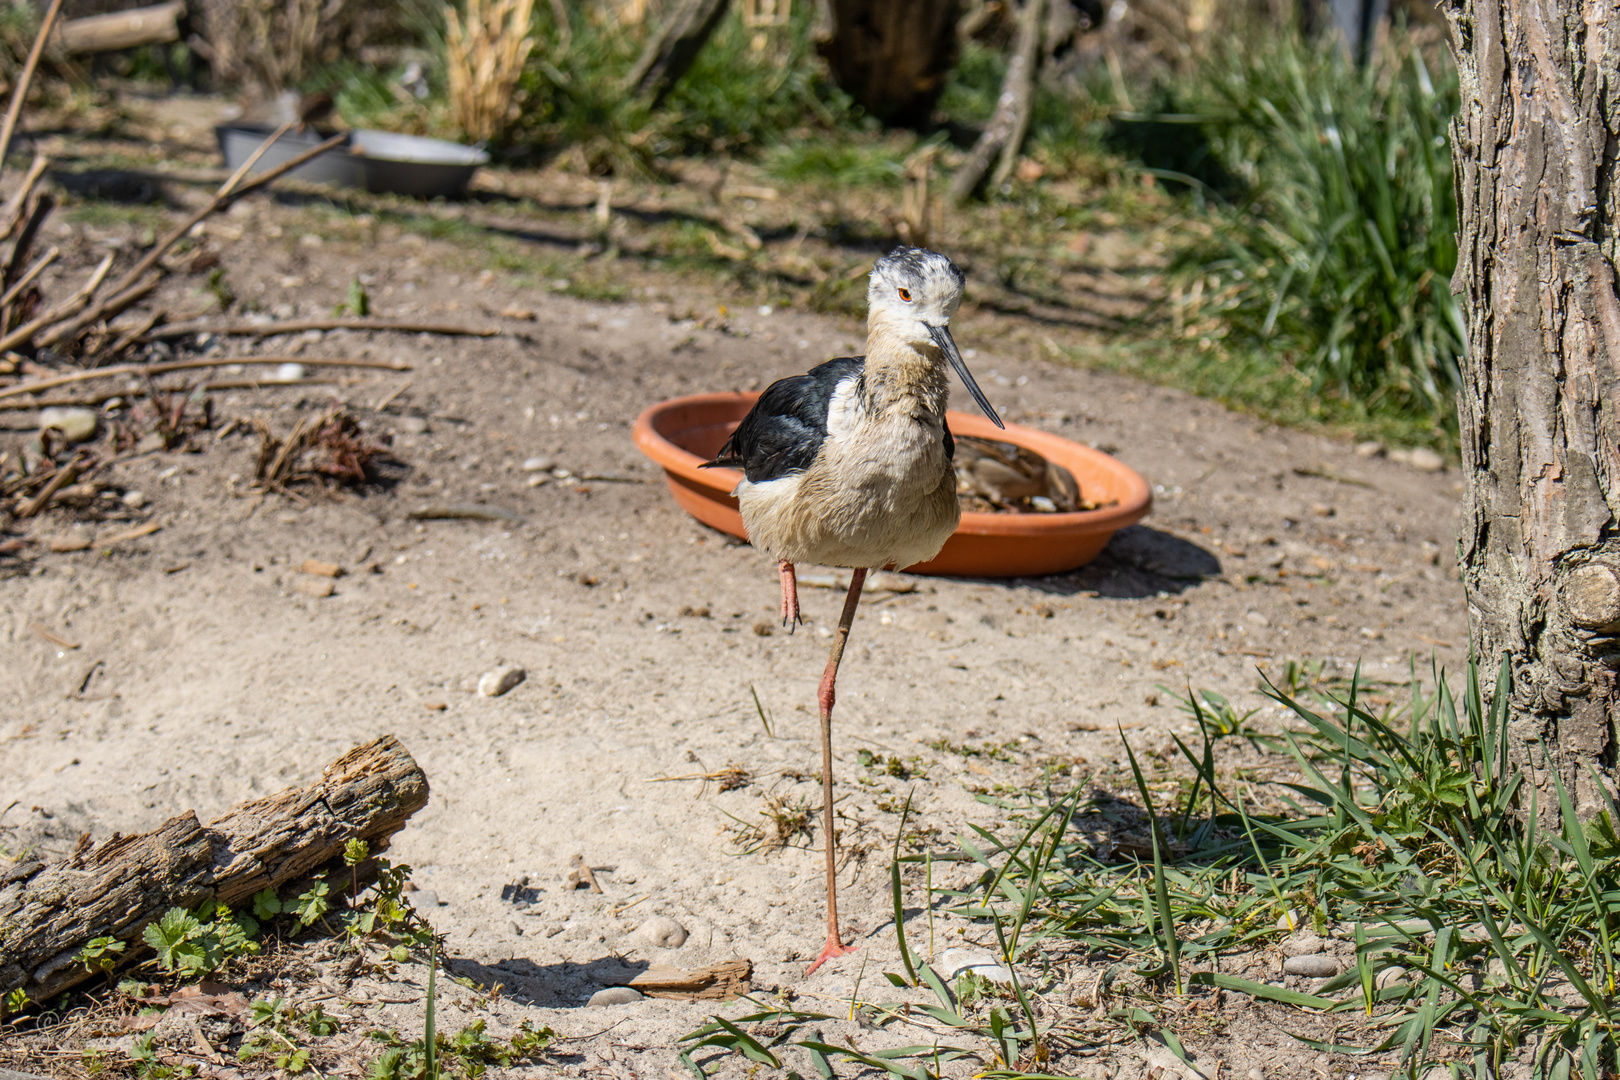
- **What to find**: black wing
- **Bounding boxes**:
[704,356,864,483]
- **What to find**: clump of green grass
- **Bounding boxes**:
[690,657,1620,1079]
[1165,34,1464,434]
[953,658,1620,1078]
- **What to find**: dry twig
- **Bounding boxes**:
[143,317,500,341]
[0,0,67,184]
[0,356,411,401]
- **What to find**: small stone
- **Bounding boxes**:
[1355,441,1385,458]
[1248,1070,1266,1080]
[1282,953,1339,977]
[399,415,430,435]
[522,456,556,473]
[408,890,439,911]
[636,916,688,949]
[1408,447,1445,472]
[587,987,643,1007]
[478,665,526,697]
[1276,909,1305,931]
[122,490,146,509]
[275,362,306,382]
[1375,965,1409,990]
[294,578,335,598]
[299,559,343,578]
[48,534,91,552]
[39,406,98,443]
[135,432,165,455]
[502,306,538,321]
[1279,932,1324,957]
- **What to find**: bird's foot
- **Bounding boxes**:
[804,934,856,976]
[778,560,802,633]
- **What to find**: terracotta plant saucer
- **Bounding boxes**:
[632,392,1152,578]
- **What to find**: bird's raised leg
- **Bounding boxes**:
[779,559,801,631]
[805,567,867,976]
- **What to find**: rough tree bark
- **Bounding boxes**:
[1445,1,1620,818]
[948,0,1045,204]
[819,0,962,127]
[624,0,732,108]
[0,735,429,1004]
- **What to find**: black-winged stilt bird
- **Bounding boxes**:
[704,246,1003,974]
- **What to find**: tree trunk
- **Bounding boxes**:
[1446,0,1620,820]
[0,735,429,1005]
[818,0,962,128]
[948,0,1045,205]
[624,0,731,108]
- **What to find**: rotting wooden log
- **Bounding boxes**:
[0,735,429,1005]
[57,1,186,56]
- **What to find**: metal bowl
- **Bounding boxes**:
[350,130,489,199]
[215,125,489,199]
[215,123,362,188]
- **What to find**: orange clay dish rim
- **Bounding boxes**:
[632,391,1153,539]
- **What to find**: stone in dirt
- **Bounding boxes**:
[48,534,91,552]
[478,665,526,697]
[636,915,688,948]
[408,890,440,911]
[1279,932,1323,957]
[39,407,98,443]
[1408,447,1445,472]
[522,456,556,473]
[588,987,644,1007]
[938,947,1014,985]
[1281,953,1338,977]
[294,578,334,598]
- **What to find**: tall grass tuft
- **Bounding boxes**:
[444,0,536,143]
[1169,35,1464,427]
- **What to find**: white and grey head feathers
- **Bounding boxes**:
[867,246,966,329]
[866,246,1002,428]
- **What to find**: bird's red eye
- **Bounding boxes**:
[898,288,913,302]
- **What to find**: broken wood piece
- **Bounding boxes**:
[568,854,602,893]
[15,454,84,517]
[27,620,79,649]
[98,520,161,544]
[56,1,185,55]
[624,959,752,1001]
[0,245,59,308]
[0,155,50,242]
[0,253,114,352]
[0,734,430,1004]
[145,318,501,341]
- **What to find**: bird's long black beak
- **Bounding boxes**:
[928,323,1004,429]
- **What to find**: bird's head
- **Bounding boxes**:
[867,246,1003,428]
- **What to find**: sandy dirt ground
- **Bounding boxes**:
[1,95,1468,1080]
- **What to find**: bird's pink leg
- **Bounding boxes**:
[805,567,867,976]
[779,560,801,631]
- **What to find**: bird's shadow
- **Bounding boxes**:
[950,525,1221,598]
[445,952,653,1010]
